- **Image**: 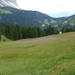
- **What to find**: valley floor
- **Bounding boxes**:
[0,32,75,75]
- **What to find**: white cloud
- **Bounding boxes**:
[17,0,75,13]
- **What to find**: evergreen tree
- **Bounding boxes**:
[33,26,38,38]
[5,24,13,39]
[13,24,22,40]
[21,26,27,39]
[65,28,70,32]
[37,27,42,37]
[70,28,73,32]
[61,27,65,33]
[27,26,32,38]
[31,26,38,38]
[13,25,18,40]
[0,35,1,40]
[51,27,55,34]
[48,26,52,35]
[43,28,48,36]
[16,24,22,40]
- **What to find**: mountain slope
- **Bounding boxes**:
[0,7,64,28]
[59,15,75,29]
[0,0,66,29]
[0,0,75,30]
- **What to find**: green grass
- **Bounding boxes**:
[0,9,12,14]
[0,35,10,42]
[0,32,75,75]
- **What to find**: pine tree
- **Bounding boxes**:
[21,26,27,39]
[0,35,1,40]
[13,24,22,40]
[48,26,52,35]
[51,27,55,34]
[16,24,22,40]
[13,25,18,40]
[37,27,42,37]
[33,26,38,38]
[43,28,48,36]
[5,24,13,39]
[61,27,65,33]
[27,26,32,38]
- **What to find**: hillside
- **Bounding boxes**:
[0,6,75,34]
[0,32,75,75]
[0,7,66,28]
[0,0,66,29]
[50,14,75,31]
[0,0,75,31]
[61,15,75,29]
[0,7,49,27]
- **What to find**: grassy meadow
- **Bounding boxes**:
[0,35,10,42]
[0,32,75,75]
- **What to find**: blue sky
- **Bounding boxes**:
[17,0,75,17]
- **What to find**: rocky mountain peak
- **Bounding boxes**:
[0,0,19,8]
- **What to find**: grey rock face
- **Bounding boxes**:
[0,0,19,8]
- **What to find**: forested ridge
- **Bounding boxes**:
[0,7,75,40]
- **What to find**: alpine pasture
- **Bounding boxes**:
[0,32,75,75]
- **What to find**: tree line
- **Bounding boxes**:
[3,24,75,41]
[4,24,56,40]
[61,27,75,33]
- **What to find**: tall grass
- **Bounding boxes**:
[0,32,75,75]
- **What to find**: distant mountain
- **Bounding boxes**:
[0,0,66,29]
[0,6,65,28]
[0,0,75,31]
[51,14,75,31]
[61,14,75,29]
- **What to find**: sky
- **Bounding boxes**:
[17,0,75,17]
